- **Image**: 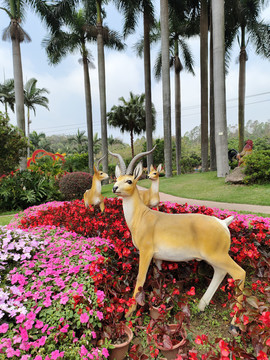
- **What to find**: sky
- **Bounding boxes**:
[0,1,270,144]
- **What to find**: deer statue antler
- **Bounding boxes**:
[96,154,106,169]
[126,146,156,175]
[108,151,126,175]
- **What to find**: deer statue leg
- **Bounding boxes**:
[99,200,105,212]
[125,250,153,318]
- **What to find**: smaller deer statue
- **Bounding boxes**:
[83,156,109,212]
[139,164,162,208]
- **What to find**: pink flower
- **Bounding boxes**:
[0,323,9,333]
[80,312,89,323]
[25,319,34,330]
[80,345,88,356]
[35,320,44,329]
[96,311,103,320]
[60,324,69,333]
[60,293,69,305]
[38,336,46,347]
[43,297,52,307]
[102,348,109,358]
[21,356,31,360]
[16,313,26,324]
[51,349,65,359]
[20,326,28,342]
[27,311,36,320]
[34,356,43,360]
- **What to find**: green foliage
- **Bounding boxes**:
[244,150,270,184]
[29,155,66,176]
[59,172,92,200]
[63,153,89,172]
[180,153,201,173]
[0,113,28,176]
[0,170,62,211]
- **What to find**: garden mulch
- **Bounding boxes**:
[137,186,270,215]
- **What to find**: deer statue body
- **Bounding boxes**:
[110,149,246,327]
[139,164,162,208]
[83,156,109,212]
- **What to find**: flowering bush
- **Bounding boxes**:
[0,198,269,359]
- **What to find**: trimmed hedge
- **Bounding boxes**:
[59,172,92,200]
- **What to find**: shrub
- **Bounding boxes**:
[244,150,270,184]
[180,153,201,173]
[0,170,62,211]
[59,172,92,200]
[63,153,89,172]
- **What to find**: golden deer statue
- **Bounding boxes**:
[83,156,109,212]
[138,164,162,209]
[111,149,246,328]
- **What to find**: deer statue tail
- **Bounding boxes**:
[223,215,234,227]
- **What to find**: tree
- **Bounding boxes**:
[212,0,229,177]
[227,0,270,152]
[0,78,15,115]
[29,130,46,151]
[1,0,31,170]
[43,5,97,174]
[24,78,49,141]
[150,9,195,175]
[0,112,28,175]
[107,92,156,158]
[116,0,156,170]
[160,0,172,177]
[68,129,88,154]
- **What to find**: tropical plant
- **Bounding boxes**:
[226,0,270,152]
[0,78,15,115]
[0,170,61,211]
[28,130,46,151]
[24,78,49,137]
[0,113,28,176]
[1,0,30,170]
[68,129,88,154]
[107,92,156,158]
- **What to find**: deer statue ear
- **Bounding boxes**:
[157,164,162,173]
[133,162,143,181]
[150,165,154,172]
[93,165,98,173]
[115,164,122,179]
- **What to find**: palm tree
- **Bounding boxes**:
[69,129,88,154]
[115,0,156,170]
[160,0,172,177]
[148,12,195,175]
[227,0,270,152]
[93,132,102,155]
[24,78,49,138]
[107,92,156,158]
[212,0,229,177]
[1,0,31,169]
[43,5,97,174]
[0,78,15,115]
[29,130,46,151]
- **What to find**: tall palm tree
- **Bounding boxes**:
[0,78,15,115]
[29,130,46,151]
[1,0,31,170]
[107,92,156,158]
[149,12,195,175]
[160,0,172,177]
[43,5,99,175]
[115,0,156,170]
[212,0,229,177]
[24,78,49,139]
[226,0,270,152]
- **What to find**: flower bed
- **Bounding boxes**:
[0,198,269,359]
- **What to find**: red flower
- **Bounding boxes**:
[186,286,195,296]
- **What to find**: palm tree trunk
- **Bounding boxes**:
[27,107,31,158]
[160,0,172,177]
[130,128,134,158]
[209,15,216,171]
[238,26,247,152]
[212,0,229,177]
[12,37,27,170]
[143,9,153,171]
[83,55,94,175]
[174,42,181,175]
[200,0,208,172]
[97,1,108,174]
